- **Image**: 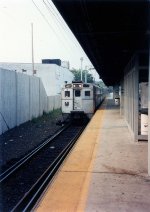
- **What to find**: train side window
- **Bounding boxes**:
[75,90,81,97]
[65,91,70,97]
[85,91,90,96]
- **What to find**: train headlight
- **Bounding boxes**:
[73,84,82,88]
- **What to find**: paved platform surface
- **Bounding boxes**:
[35,98,150,212]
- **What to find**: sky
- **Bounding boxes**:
[0,0,100,80]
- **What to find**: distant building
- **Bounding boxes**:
[0,62,74,96]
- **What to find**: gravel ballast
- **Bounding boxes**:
[0,109,68,171]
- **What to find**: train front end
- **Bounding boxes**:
[61,81,95,119]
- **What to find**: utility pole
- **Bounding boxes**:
[89,66,96,83]
[85,66,87,83]
[31,23,34,75]
[80,57,83,81]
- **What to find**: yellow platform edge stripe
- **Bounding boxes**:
[35,102,106,212]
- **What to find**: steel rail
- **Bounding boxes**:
[0,123,70,183]
[11,123,86,212]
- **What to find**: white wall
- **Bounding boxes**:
[39,79,47,116]
[47,96,55,112]
[17,73,30,125]
[1,69,17,133]
[0,63,74,96]
[0,68,61,135]
[0,70,2,134]
[30,76,40,120]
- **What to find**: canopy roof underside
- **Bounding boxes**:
[53,0,150,85]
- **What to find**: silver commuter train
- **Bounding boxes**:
[61,81,105,119]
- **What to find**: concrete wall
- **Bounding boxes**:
[124,66,139,141]
[39,79,48,116]
[148,47,150,175]
[0,63,74,96]
[0,70,2,134]
[0,68,61,135]
[113,85,120,99]
[0,69,17,133]
[120,80,124,116]
[123,54,148,142]
[29,76,40,120]
[17,73,30,125]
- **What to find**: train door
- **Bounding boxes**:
[73,89,82,110]
[62,88,73,113]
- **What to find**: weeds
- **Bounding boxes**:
[31,109,62,124]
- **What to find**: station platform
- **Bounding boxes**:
[35,97,150,212]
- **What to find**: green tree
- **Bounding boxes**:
[70,68,94,83]
[98,80,106,88]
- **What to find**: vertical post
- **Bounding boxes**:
[134,55,139,141]
[80,57,83,81]
[148,40,150,175]
[120,80,124,116]
[113,84,119,99]
[85,66,87,83]
[31,23,34,76]
[85,70,87,83]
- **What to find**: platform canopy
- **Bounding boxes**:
[52,0,149,85]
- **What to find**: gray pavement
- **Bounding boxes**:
[86,98,150,212]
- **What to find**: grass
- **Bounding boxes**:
[31,108,62,124]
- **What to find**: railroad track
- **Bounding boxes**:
[0,120,88,211]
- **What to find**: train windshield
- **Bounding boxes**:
[65,91,70,97]
[75,90,81,97]
[85,91,90,96]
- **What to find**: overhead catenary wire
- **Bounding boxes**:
[45,0,81,50]
[46,0,91,61]
[42,0,76,54]
[0,6,59,58]
[43,0,71,40]
[31,0,73,56]
[43,0,82,57]
[32,0,93,70]
[43,0,89,67]
[33,0,92,69]
[0,0,93,70]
